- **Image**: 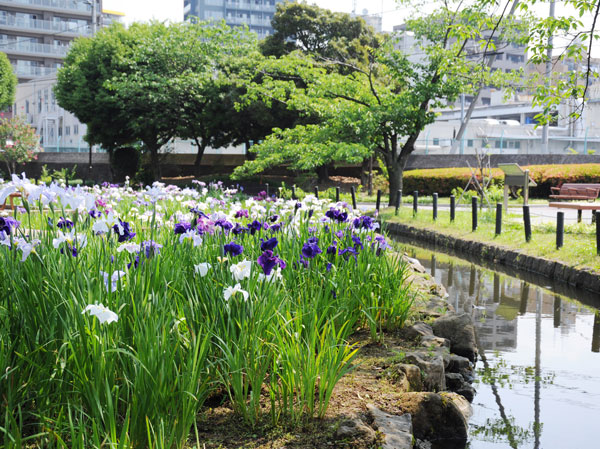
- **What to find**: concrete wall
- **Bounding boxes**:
[404,154,600,170]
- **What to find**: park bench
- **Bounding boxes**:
[0,192,21,211]
[548,202,600,223]
[549,183,600,201]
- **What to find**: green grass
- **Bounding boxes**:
[380,205,600,273]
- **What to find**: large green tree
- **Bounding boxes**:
[233,5,521,205]
[0,52,16,111]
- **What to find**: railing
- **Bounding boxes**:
[225,1,275,12]
[2,40,69,56]
[0,16,91,35]
[0,0,91,13]
[12,65,57,77]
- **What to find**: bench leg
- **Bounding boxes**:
[578,209,583,223]
[594,211,597,224]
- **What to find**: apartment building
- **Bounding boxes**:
[184,0,287,38]
[0,0,102,83]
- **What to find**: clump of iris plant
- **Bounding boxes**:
[224,241,244,257]
[302,237,322,259]
[257,250,286,275]
[174,222,192,235]
[113,220,136,242]
[0,216,20,235]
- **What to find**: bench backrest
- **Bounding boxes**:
[560,183,600,190]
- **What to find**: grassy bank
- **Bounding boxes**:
[380,205,600,274]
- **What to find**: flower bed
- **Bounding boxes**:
[0,175,413,448]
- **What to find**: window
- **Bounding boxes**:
[25,100,29,113]
[433,138,440,145]
[65,126,70,136]
[467,139,473,147]
[481,97,491,105]
[74,124,79,135]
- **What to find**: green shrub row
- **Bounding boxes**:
[403,164,600,197]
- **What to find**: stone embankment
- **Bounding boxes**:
[385,221,600,295]
[336,256,479,449]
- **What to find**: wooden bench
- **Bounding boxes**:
[549,183,600,201]
[0,192,21,211]
[548,202,600,223]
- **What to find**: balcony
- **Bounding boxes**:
[226,16,271,26]
[12,64,57,78]
[0,16,91,36]
[225,1,275,12]
[2,40,69,58]
[0,0,92,17]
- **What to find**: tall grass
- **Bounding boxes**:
[0,179,414,447]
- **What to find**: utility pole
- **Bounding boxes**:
[87,0,97,180]
[541,0,555,153]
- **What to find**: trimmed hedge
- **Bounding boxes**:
[403,164,600,197]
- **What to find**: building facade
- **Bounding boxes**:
[0,0,102,83]
[184,0,287,38]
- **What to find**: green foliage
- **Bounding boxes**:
[0,52,16,110]
[0,115,41,175]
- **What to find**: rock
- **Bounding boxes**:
[367,405,413,449]
[402,322,434,340]
[397,392,469,442]
[404,351,446,392]
[443,392,473,421]
[431,314,478,362]
[447,354,472,374]
[420,335,450,349]
[422,296,455,317]
[404,256,427,273]
[392,363,423,392]
[456,385,477,403]
[335,418,376,443]
[445,373,464,391]
[415,439,432,449]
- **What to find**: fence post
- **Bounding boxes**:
[395,190,401,216]
[450,195,456,222]
[557,211,564,249]
[413,191,418,215]
[596,215,600,255]
[472,196,478,231]
[523,205,532,242]
[335,186,340,202]
[495,202,502,236]
[350,186,357,210]
[376,190,382,214]
[314,186,319,199]
[292,186,296,200]
[265,183,269,198]
[433,193,438,221]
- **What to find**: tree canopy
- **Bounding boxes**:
[0,52,16,112]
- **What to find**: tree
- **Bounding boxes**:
[0,52,16,111]
[0,116,41,175]
[233,5,521,205]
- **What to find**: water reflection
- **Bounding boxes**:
[397,240,600,449]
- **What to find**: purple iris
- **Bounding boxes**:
[0,216,20,235]
[269,214,279,222]
[257,250,286,275]
[269,223,282,232]
[326,262,333,272]
[232,223,248,235]
[339,247,358,260]
[326,241,337,255]
[372,235,391,255]
[235,209,249,218]
[215,219,233,231]
[260,237,278,251]
[60,245,78,257]
[248,220,263,235]
[128,255,141,269]
[57,217,74,229]
[334,230,344,239]
[224,241,244,256]
[352,235,363,250]
[113,220,136,243]
[325,208,348,223]
[174,222,192,235]
[189,207,209,218]
[353,216,375,230]
[141,240,162,258]
[88,209,102,219]
[301,237,322,259]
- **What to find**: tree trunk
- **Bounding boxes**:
[193,138,207,177]
[360,158,370,187]
[149,144,161,181]
[388,166,403,206]
[316,165,329,183]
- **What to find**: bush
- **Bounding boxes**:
[403,164,600,197]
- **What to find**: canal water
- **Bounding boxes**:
[395,239,600,449]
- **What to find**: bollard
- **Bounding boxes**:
[557,212,564,249]
[433,193,438,221]
[292,186,296,200]
[376,190,382,213]
[493,273,500,303]
[495,203,502,236]
[413,191,418,215]
[450,195,456,222]
[335,186,340,203]
[394,190,401,216]
[471,196,478,231]
[350,186,357,210]
[596,216,600,255]
[265,183,269,198]
[398,189,402,209]
[523,205,532,242]
[314,186,319,199]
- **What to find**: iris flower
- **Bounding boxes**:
[194,262,211,277]
[257,250,286,275]
[230,259,252,281]
[260,237,278,251]
[82,304,118,324]
[100,270,127,293]
[224,241,244,256]
[223,283,249,302]
[301,237,322,259]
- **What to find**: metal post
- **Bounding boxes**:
[495,202,502,235]
[523,169,530,206]
[413,191,418,215]
[523,205,532,242]
[472,196,478,231]
[350,186,357,210]
[450,195,456,222]
[578,209,582,223]
[335,186,340,202]
[314,186,318,199]
[376,190,382,213]
[395,190,401,216]
[292,186,296,200]
[596,215,600,255]
[265,183,269,198]
[88,0,96,177]
[493,273,500,303]
[433,193,438,221]
[541,0,556,153]
[557,211,564,249]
